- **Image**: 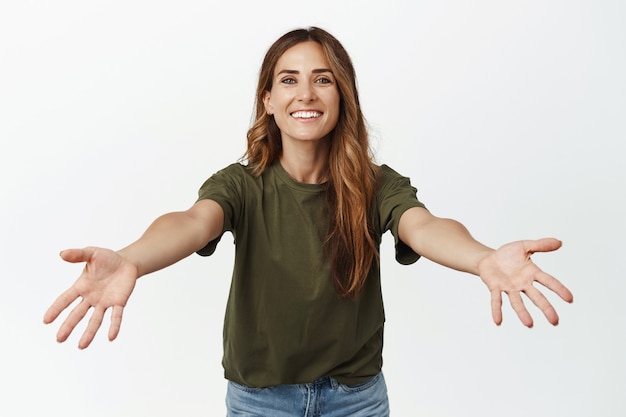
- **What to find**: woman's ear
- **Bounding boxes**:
[263,91,273,115]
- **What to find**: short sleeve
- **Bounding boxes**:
[195,163,246,256]
[376,165,426,265]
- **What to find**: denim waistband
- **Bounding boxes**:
[307,376,339,389]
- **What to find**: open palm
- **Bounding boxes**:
[477,238,573,327]
[44,247,138,349]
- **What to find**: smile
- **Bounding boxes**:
[291,111,322,119]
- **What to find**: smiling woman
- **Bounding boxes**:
[247,29,381,306]
[43,26,573,417]
[264,42,340,149]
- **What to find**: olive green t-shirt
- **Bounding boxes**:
[197,162,425,387]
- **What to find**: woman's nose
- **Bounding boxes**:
[297,83,316,102]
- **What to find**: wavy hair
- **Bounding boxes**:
[245,27,379,299]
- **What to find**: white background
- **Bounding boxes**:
[1,1,624,416]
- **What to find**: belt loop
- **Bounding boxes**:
[329,377,339,390]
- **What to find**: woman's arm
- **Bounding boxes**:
[119,199,224,277]
[398,207,573,327]
[43,199,224,349]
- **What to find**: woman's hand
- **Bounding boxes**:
[43,247,138,349]
[43,200,225,348]
[477,238,574,327]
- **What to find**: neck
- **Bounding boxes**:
[279,138,329,184]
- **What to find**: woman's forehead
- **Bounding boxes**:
[274,41,330,74]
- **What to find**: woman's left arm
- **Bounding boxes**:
[398,207,574,327]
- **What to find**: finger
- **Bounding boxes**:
[524,286,560,325]
[43,287,80,324]
[78,307,106,349]
[57,300,91,343]
[108,305,124,341]
[523,238,562,254]
[535,271,574,303]
[490,290,503,326]
[508,292,534,328]
[59,247,96,263]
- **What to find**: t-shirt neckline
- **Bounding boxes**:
[273,162,327,193]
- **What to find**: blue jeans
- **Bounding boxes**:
[226,372,389,417]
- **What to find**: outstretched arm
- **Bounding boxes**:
[43,199,224,348]
[398,207,573,327]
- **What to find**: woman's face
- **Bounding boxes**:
[264,41,340,146]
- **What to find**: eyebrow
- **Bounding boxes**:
[276,68,333,76]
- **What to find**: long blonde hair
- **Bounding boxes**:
[245,27,379,299]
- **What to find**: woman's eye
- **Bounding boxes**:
[316,77,332,84]
[281,78,296,84]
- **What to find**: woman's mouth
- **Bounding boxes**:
[291,111,322,119]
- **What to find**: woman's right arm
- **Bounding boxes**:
[43,199,224,349]
[119,199,224,278]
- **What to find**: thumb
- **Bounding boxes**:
[59,247,96,263]
[524,238,562,254]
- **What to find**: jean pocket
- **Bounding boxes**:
[338,372,383,393]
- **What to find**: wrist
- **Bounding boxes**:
[116,247,143,278]
[474,248,495,276]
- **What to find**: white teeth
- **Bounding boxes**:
[291,111,322,119]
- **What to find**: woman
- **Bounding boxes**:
[44,27,573,416]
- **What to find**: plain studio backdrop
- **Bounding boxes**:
[1,1,624,416]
